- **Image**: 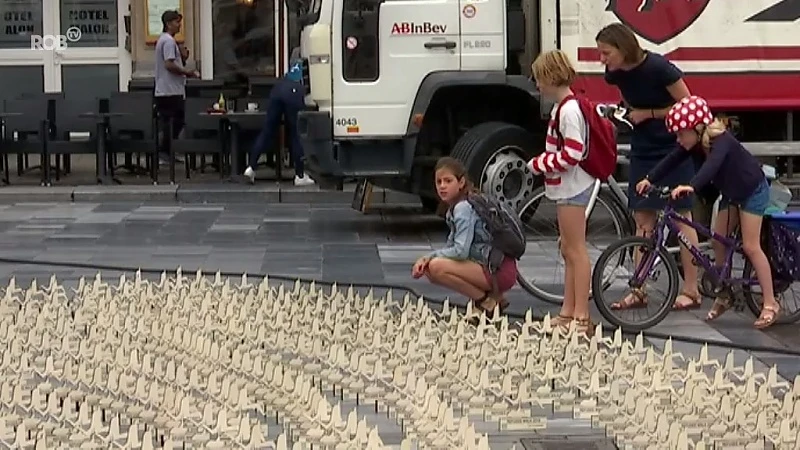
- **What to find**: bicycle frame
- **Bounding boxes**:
[630,204,758,289]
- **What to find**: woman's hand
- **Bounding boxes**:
[412,257,431,279]
[636,179,651,195]
[671,185,694,199]
[628,109,653,124]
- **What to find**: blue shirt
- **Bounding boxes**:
[285,60,303,83]
[605,52,683,159]
[648,131,766,203]
[427,200,491,265]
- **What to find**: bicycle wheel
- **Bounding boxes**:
[592,236,680,331]
[517,185,631,304]
[742,260,800,324]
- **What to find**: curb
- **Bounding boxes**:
[0,183,423,205]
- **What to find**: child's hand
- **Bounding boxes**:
[412,257,430,279]
[671,185,694,199]
[636,179,651,195]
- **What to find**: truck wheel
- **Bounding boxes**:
[450,121,539,211]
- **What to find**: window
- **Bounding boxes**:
[0,0,43,49]
[341,0,381,82]
[59,0,118,47]
[212,0,276,85]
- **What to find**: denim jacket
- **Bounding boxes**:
[427,200,491,265]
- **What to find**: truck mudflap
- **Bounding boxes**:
[297,110,342,177]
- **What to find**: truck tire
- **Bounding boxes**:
[450,121,539,211]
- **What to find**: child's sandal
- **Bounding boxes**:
[610,288,647,310]
[754,304,780,329]
[550,314,573,328]
[573,317,595,337]
[706,297,733,321]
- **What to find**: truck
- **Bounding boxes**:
[291,0,800,211]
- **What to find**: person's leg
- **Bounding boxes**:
[706,203,740,321]
[171,96,186,163]
[425,257,492,301]
[557,203,591,322]
[673,209,702,309]
[284,82,314,184]
[737,182,780,328]
[610,209,657,309]
[155,96,176,162]
[245,90,284,180]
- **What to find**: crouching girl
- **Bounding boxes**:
[411,157,518,314]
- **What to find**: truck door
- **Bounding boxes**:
[332,0,461,137]
[458,0,506,70]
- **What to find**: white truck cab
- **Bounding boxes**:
[292,0,542,211]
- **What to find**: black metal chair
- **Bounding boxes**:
[1,98,49,185]
[168,97,228,183]
[46,97,102,185]
[107,91,159,183]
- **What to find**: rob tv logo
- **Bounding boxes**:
[30,27,82,50]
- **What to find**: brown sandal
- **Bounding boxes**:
[754,304,780,329]
[610,288,647,310]
[706,296,733,321]
[550,314,573,328]
[673,291,702,311]
[573,317,595,337]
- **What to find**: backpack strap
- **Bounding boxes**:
[552,94,577,149]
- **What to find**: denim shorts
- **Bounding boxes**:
[719,178,770,216]
[556,184,594,207]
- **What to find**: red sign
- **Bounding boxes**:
[606,0,710,44]
[391,22,447,35]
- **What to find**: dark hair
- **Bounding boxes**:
[162,10,182,32]
[595,23,644,64]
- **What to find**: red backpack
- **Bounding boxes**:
[552,94,617,181]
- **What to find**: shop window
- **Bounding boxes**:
[59,0,118,47]
[212,0,276,85]
[0,0,43,49]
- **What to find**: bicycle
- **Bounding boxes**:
[591,185,800,331]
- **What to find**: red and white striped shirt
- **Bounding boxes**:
[528,99,596,200]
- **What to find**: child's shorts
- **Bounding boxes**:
[719,179,770,216]
[483,257,518,293]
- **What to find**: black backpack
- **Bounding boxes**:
[467,193,527,272]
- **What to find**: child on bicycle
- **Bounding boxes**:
[412,157,518,315]
[526,50,595,334]
[636,95,780,329]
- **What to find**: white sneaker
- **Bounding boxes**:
[294,174,315,186]
[243,166,255,183]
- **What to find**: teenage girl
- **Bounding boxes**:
[527,50,594,334]
[636,95,780,329]
[412,157,518,314]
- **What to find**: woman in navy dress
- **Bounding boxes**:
[595,23,702,310]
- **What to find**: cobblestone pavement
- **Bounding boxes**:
[0,200,797,386]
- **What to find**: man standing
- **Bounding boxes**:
[243,61,314,186]
[154,10,199,165]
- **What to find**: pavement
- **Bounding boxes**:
[2,157,800,447]
[0,199,798,382]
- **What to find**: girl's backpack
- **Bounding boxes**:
[553,94,618,181]
[467,193,527,272]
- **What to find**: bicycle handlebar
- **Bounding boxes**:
[642,185,674,199]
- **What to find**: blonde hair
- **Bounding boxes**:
[531,50,577,87]
[699,118,727,150]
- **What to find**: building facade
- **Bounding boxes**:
[0,0,291,99]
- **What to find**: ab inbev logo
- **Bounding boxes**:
[31,27,82,50]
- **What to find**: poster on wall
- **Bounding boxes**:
[146,0,184,44]
[0,0,43,49]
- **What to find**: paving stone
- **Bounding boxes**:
[0,186,74,203]
[176,183,281,203]
[72,185,177,202]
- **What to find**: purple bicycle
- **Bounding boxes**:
[591,185,800,331]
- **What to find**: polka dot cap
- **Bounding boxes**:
[665,95,713,133]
